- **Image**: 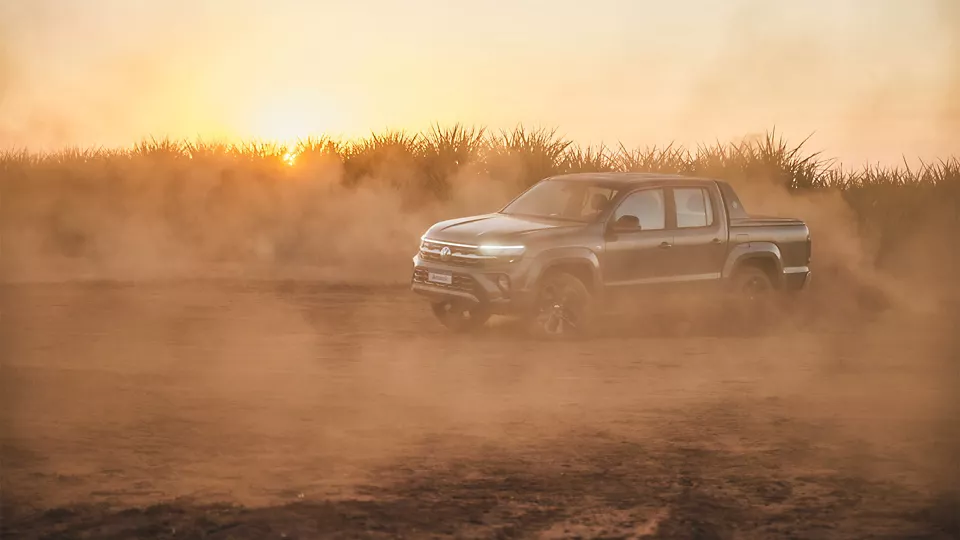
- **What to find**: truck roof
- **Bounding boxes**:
[543,172,749,219]
[543,172,724,187]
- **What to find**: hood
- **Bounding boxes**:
[425,213,580,245]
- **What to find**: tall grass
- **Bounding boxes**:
[5,126,954,193]
[1,126,957,282]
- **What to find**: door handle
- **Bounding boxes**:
[711,238,722,244]
[659,241,672,249]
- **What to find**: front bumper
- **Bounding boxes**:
[409,254,534,314]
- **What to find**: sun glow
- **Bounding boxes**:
[254,104,314,143]
[248,92,344,145]
[282,150,298,166]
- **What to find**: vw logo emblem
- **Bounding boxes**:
[439,246,452,261]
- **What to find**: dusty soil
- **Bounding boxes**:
[1,281,958,539]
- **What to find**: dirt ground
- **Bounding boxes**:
[1,281,958,539]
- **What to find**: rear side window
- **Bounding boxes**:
[674,188,714,228]
[612,189,665,230]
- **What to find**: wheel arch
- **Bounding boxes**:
[533,249,602,294]
[723,242,784,289]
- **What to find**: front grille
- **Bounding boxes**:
[412,267,475,293]
[419,239,492,267]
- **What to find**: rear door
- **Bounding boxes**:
[601,187,675,288]
[667,185,728,284]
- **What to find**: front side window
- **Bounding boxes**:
[612,189,665,230]
[674,188,714,228]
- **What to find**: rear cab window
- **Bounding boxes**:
[673,187,714,228]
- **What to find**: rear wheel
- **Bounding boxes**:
[733,265,775,300]
[727,265,779,330]
[528,271,594,339]
[430,300,490,333]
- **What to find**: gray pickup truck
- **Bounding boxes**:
[411,172,811,336]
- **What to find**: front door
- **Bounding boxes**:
[601,187,674,290]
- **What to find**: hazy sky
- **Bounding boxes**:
[1,0,957,165]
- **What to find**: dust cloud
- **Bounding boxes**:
[1,155,517,284]
[2,150,959,537]
[3,281,958,537]
[1,147,944,325]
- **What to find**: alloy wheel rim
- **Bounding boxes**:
[441,301,472,320]
[537,284,580,334]
[743,276,768,301]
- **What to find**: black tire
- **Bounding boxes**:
[528,271,595,339]
[430,300,490,333]
[727,265,779,330]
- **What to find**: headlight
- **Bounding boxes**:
[478,244,526,257]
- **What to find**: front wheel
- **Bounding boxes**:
[528,272,595,339]
[430,300,490,333]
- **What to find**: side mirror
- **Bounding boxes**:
[612,214,641,232]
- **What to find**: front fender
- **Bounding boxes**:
[523,247,602,293]
[722,242,784,281]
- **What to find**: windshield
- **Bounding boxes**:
[500,180,618,222]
